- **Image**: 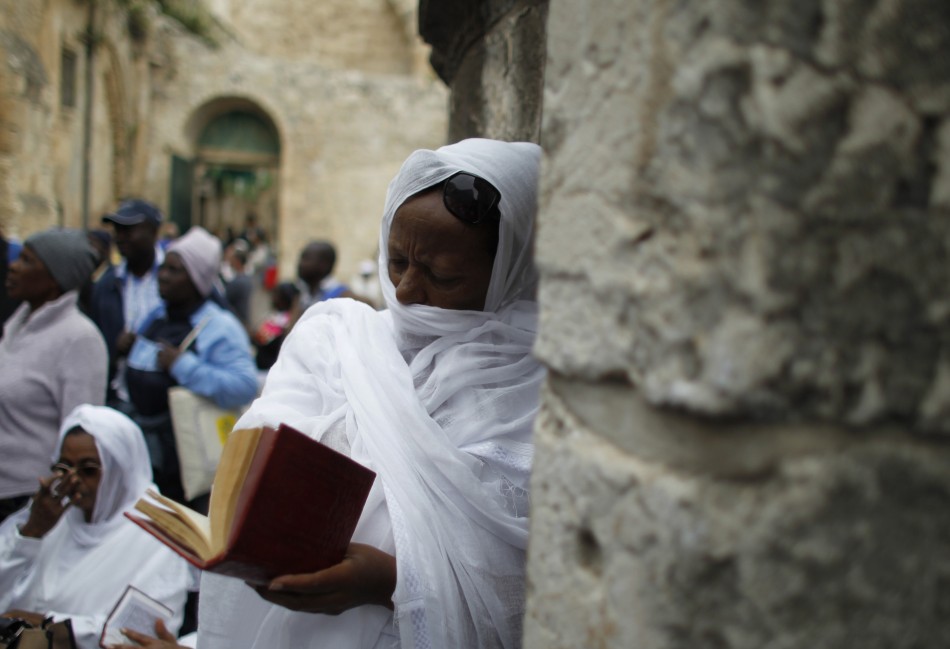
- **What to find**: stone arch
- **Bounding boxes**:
[180,96,283,246]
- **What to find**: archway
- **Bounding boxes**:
[176,97,281,247]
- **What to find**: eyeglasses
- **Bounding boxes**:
[442,171,502,225]
[50,461,102,479]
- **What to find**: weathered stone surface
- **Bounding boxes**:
[0,0,447,280]
[420,0,546,142]
[535,0,950,431]
[525,379,950,649]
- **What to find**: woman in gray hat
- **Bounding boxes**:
[0,229,108,524]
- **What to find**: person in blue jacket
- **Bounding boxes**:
[125,226,257,510]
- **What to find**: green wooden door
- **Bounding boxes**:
[169,155,194,231]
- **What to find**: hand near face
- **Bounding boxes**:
[108,619,186,649]
[18,474,77,538]
[253,543,396,615]
[157,342,182,371]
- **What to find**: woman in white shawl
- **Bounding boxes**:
[197,138,544,649]
[0,404,191,649]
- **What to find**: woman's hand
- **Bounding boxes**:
[157,342,182,371]
[109,619,186,649]
[18,475,77,538]
[0,610,46,626]
[253,543,396,615]
[116,331,137,356]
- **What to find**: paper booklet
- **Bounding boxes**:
[99,585,173,648]
[126,423,377,584]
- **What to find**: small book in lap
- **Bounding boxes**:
[126,423,376,584]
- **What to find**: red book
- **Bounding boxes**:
[126,423,376,584]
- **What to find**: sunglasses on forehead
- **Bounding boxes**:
[442,171,502,225]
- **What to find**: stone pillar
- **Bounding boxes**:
[526,0,950,647]
[419,0,548,142]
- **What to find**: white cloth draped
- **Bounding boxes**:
[198,138,544,649]
[0,405,191,649]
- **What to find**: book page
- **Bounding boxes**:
[99,585,173,648]
[209,426,264,553]
[135,495,213,558]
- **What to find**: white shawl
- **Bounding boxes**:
[0,405,191,649]
[198,138,544,649]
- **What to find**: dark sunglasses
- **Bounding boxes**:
[442,171,501,225]
[50,461,102,479]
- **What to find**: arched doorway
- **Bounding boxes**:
[174,98,281,247]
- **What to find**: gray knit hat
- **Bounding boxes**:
[24,229,98,292]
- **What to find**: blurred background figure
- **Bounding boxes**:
[124,226,257,509]
[0,226,22,337]
[293,240,372,322]
[90,199,165,410]
[252,280,299,377]
[158,221,181,251]
[0,229,106,523]
[221,239,253,331]
[349,258,383,309]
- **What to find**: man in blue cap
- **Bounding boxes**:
[89,199,165,408]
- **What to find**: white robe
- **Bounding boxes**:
[0,405,191,649]
[198,138,544,649]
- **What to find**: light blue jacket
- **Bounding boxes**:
[128,300,258,410]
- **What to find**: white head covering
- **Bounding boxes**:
[55,404,153,547]
[167,226,222,297]
[378,138,542,338]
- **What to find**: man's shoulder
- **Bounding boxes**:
[93,265,123,291]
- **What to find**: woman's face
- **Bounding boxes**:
[387,190,496,311]
[53,431,102,522]
[5,245,60,306]
[158,252,200,305]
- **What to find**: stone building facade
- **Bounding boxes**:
[1,0,447,280]
[422,0,950,647]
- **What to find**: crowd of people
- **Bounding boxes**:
[0,138,544,649]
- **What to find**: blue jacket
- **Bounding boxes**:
[127,300,258,410]
[90,263,236,391]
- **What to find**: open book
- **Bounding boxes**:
[126,423,376,584]
[99,585,173,648]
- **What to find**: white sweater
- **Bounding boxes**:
[0,292,107,498]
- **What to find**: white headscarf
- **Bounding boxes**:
[54,404,154,547]
[378,137,542,336]
[201,139,544,649]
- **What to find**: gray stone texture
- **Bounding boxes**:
[524,378,950,649]
[524,0,950,646]
[534,0,950,432]
[420,0,547,142]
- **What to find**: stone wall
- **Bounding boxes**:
[419,0,547,142]
[144,12,447,281]
[524,0,950,647]
[399,0,950,645]
[0,0,447,281]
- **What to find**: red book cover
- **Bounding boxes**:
[126,423,376,584]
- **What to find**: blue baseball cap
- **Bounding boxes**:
[102,199,163,226]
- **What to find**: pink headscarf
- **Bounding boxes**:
[167,227,222,297]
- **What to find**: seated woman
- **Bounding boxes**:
[0,404,192,649]
[0,229,107,523]
[197,138,544,649]
[125,226,258,507]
